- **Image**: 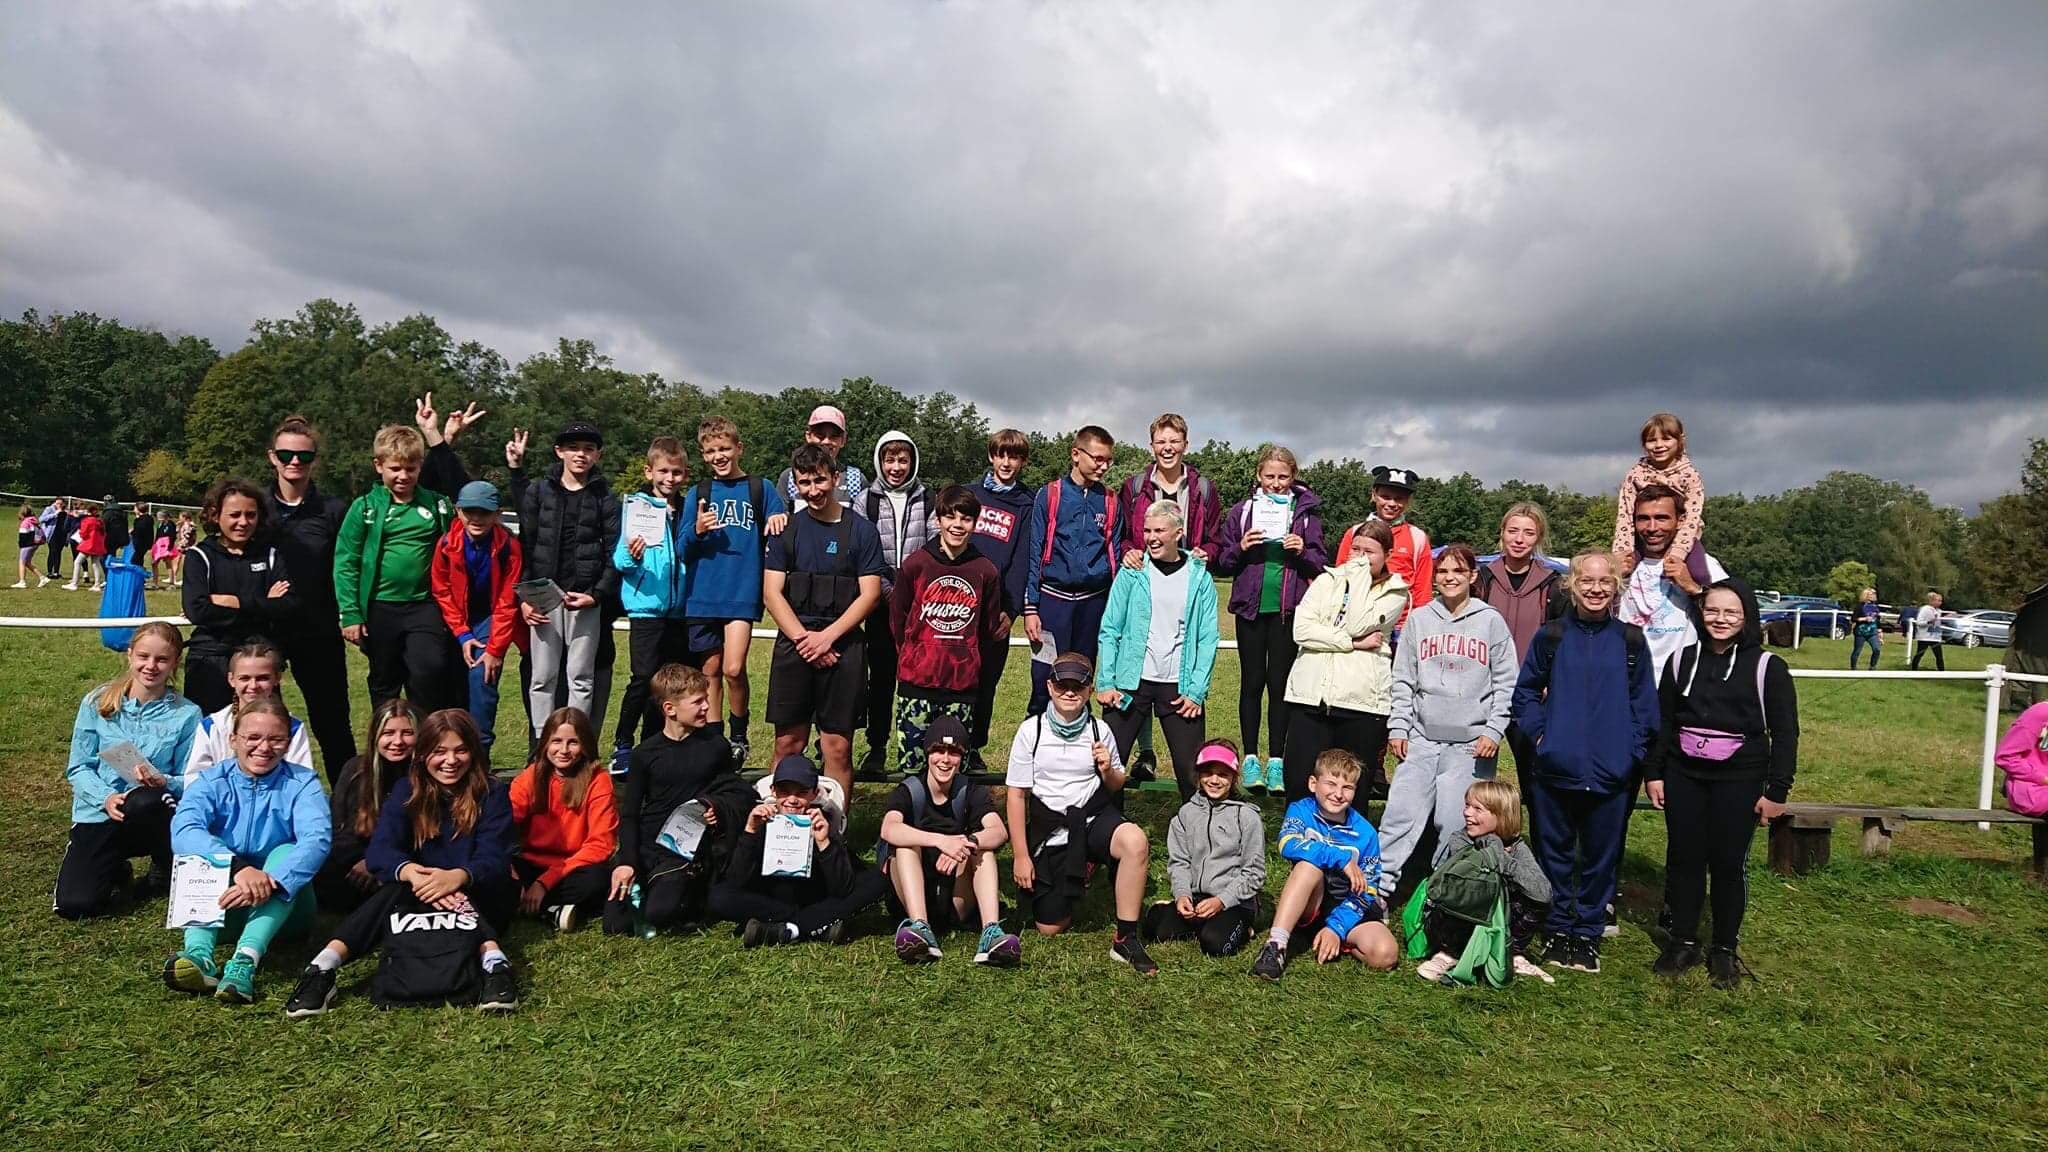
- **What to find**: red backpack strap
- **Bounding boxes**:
[1040,478,1061,566]
[1103,488,1119,554]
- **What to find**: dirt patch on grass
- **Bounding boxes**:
[1897,898,1984,926]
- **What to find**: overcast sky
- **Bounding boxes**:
[3,1,2045,507]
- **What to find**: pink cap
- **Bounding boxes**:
[806,405,848,432]
[1194,741,1240,773]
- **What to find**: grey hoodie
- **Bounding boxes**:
[1166,792,1268,906]
[862,429,929,589]
[1388,595,1518,744]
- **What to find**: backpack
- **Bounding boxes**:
[694,475,767,538]
[1423,838,1511,926]
[1039,477,1119,567]
[875,774,972,863]
[1025,709,1103,757]
[1332,520,1425,567]
[1535,615,1648,682]
[1400,874,1511,988]
[370,894,487,1007]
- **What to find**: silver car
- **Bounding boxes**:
[1940,610,2014,648]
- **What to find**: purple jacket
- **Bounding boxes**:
[1214,483,1327,619]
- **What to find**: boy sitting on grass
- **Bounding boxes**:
[708,753,890,947]
[879,715,1020,966]
[1251,749,1398,981]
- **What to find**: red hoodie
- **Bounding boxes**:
[509,764,618,891]
[891,539,1006,695]
[430,523,527,659]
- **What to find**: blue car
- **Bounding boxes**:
[1758,596,1846,639]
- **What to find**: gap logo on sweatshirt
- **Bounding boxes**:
[918,574,979,637]
[974,506,1018,543]
[710,498,758,531]
[389,911,480,933]
[1412,633,1494,666]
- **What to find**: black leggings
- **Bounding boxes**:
[183,650,235,715]
[366,600,464,715]
[1661,769,1765,950]
[618,618,693,750]
[53,802,173,919]
[1910,641,1945,671]
[333,874,517,959]
[511,858,611,916]
[1143,895,1258,956]
[1283,703,1387,812]
[1235,613,1295,760]
[706,869,892,938]
[1505,722,1542,848]
[1101,679,1206,800]
[282,629,358,777]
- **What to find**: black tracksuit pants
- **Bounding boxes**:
[862,613,898,761]
[617,617,692,750]
[1142,894,1258,956]
[53,802,173,920]
[1661,768,1766,950]
[1284,703,1388,813]
[970,635,1011,752]
[366,600,464,716]
[1235,612,1296,760]
[707,868,891,938]
[511,858,611,917]
[283,628,358,776]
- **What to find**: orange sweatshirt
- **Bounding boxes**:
[509,765,619,891]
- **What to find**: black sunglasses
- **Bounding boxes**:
[273,448,316,465]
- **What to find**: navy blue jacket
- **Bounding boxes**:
[1510,613,1659,794]
[366,775,514,885]
[971,476,1036,618]
[1023,475,1114,608]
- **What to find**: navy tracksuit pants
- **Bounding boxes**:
[1527,777,1631,943]
[1025,588,1107,716]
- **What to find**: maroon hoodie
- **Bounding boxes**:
[890,538,1007,695]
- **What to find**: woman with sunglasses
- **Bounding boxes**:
[265,415,359,775]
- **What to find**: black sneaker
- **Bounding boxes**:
[855,747,888,781]
[742,918,793,948]
[815,919,850,945]
[1566,938,1602,974]
[1707,947,1752,990]
[134,862,172,902]
[1127,749,1157,784]
[1653,940,1703,976]
[1110,931,1159,975]
[1250,940,1287,982]
[1541,936,1576,968]
[727,737,749,770]
[1602,902,1621,938]
[965,748,989,775]
[478,963,518,1012]
[283,965,337,1019]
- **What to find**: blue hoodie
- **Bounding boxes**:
[365,775,515,885]
[66,687,203,824]
[681,476,787,621]
[1510,613,1659,793]
[615,490,687,619]
[173,759,332,900]
[1277,796,1384,940]
[1023,475,1114,609]
[972,474,1036,618]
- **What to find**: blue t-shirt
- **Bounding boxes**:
[765,508,886,630]
[681,477,788,621]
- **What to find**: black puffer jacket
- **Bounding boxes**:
[513,465,621,596]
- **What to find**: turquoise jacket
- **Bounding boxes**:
[1095,556,1220,705]
[613,490,687,619]
[66,687,203,825]
[172,759,333,900]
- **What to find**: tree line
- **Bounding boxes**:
[4,301,2044,610]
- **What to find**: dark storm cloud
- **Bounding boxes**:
[2,1,2044,505]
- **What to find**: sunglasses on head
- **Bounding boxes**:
[273,448,316,465]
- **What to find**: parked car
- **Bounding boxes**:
[1757,596,1846,639]
[1941,610,2014,648]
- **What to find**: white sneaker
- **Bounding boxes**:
[61,583,77,591]
[1513,954,1556,984]
[1415,951,1456,983]
[9,581,23,589]
[36,574,49,587]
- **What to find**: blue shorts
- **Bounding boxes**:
[686,618,744,658]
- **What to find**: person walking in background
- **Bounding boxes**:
[130,503,158,584]
[1910,592,1946,671]
[1994,699,2048,820]
[148,508,180,587]
[1848,588,1882,670]
[66,502,106,591]
[16,502,48,588]
[40,499,67,581]
[171,512,196,586]
[1212,445,1326,795]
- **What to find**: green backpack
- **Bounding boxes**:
[1399,841,1513,988]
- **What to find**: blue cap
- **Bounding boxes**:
[771,754,820,790]
[455,481,500,511]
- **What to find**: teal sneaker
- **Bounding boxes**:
[1264,757,1286,794]
[215,953,257,1004]
[1240,754,1264,794]
[973,923,1022,967]
[162,950,219,995]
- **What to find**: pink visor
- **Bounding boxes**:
[1194,742,1240,772]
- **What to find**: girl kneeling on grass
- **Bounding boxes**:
[1143,738,1267,956]
[56,621,203,920]
[1412,779,1553,986]
[314,699,418,913]
[284,709,518,1017]
[165,697,332,1003]
[510,708,619,932]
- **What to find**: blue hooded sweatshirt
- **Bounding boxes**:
[1510,612,1659,794]
[972,474,1036,618]
[173,758,333,900]
[365,775,515,885]
[681,476,787,621]
[66,687,202,825]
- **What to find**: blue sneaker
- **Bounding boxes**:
[1240,754,1263,794]
[894,918,940,963]
[215,953,257,1004]
[163,950,218,995]
[973,923,1022,967]
[1264,757,1286,794]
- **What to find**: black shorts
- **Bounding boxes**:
[686,618,741,660]
[766,634,866,734]
[1027,806,1130,926]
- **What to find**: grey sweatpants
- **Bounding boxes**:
[1379,736,1496,893]
[527,602,603,735]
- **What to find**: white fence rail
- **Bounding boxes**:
[5,614,2042,830]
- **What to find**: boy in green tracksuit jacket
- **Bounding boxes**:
[334,415,469,717]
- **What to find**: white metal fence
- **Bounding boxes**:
[5,611,2042,829]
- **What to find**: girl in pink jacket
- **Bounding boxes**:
[1994,701,2048,818]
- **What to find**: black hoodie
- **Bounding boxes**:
[1646,577,1800,802]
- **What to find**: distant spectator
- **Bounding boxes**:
[1848,588,1882,670]
[1911,592,1946,671]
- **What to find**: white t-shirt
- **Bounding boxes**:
[1618,552,1728,685]
[1142,562,1193,683]
[1005,712,1120,815]
[1915,605,1942,641]
[184,704,313,787]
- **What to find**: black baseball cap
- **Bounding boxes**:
[1371,465,1418,493]
[1049,654,1094,688]
[771,754,820,790]
[555,421,604,448]
[924,716,969,755]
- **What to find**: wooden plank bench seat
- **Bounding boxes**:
[1767,802,2046,881]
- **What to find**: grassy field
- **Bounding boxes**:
[2,582,2044,1150]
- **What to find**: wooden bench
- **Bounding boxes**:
[1767,802,2048,882]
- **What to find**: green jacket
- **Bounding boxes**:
[1095,555,1220,705]
[334,483,455,629]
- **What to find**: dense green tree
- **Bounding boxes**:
[1825,561,1877,608]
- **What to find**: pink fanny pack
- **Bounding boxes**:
[1678,727,1747,761]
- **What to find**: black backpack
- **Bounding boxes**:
[875,774,973,863]
[370,894,487,1008]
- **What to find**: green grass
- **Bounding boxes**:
[2,582,2044,1150]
